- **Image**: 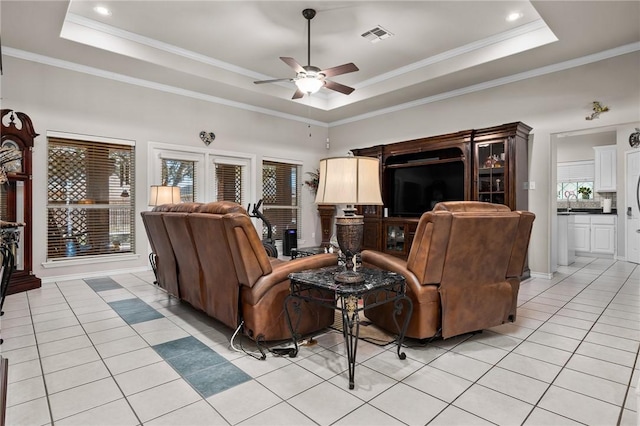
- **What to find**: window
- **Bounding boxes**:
[161,158,196,202]
[557,181,594,200]
[557,161,595,200]
[47,134,135,260]
[212,156,249,206]
[149,143,255,208]
[262,160,301,240]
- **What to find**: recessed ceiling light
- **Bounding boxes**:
[94,6,112,16]
[506,12,523,22]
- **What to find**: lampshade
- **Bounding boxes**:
[148,185,181,206]
[314,156,382,284]
[315,157,383,206]
[295,76,324,95]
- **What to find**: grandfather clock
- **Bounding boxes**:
[1,110,41,294]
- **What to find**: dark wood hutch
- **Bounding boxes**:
[352,122,531,259]
[1,110,42,294]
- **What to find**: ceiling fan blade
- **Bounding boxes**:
[320,63,359,78]
[292,88,305,99]
[254,78,293,85]
[280,57,305,73]
[324,80,355,95]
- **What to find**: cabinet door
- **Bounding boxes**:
[594,145,617,192]
[574,224,591,253]
[384,224,407,255]
[362,219,381,251]
[591,224,615,254]
[382,221,417,258]
[475,141,507,205]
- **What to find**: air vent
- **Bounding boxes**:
[361,26,394,43]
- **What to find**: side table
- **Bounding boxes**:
[290,246,326,260]
[285,266,412,389]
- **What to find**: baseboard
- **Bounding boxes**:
[529,271,554,280]
[40,266,152,284]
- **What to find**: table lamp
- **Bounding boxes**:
[315,156,383,283]
[148,185,181,206]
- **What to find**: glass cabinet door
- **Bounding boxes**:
[475,141,506,205]
[385,224,406,253]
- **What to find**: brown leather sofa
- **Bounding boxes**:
[362,201,535,340]
[141,201,337,344]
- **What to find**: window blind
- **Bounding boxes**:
[47,137,135,260]
[213,162,245,206]
[262,160,301,240]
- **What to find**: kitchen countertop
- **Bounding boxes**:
[557,209,617,215]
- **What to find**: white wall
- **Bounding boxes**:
[4,51,640,280]
[4,57,331,280]
[557,131,616,163]
[327,52,640,276]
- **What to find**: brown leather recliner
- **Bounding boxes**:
[362,201,535,340]
[141,201,337,343]
[140,203,200,298]
[223,212,337,342]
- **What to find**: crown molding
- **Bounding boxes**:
[5,42,638,128]
[63,13,331,100]
[3,47,328,128]
[331,42,640,127]
[356,19,552,90]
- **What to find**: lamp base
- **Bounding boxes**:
[335,214,364,285]
[334,269,364,284]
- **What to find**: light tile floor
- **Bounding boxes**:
[2,256,639,425]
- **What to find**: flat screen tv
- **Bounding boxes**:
[386,160,465,217]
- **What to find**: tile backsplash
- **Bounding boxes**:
[557,192,616,210]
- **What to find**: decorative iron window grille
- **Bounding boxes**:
[47,136,135,260]
[262,161,301,240]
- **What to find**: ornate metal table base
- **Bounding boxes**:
[285,266,413,389]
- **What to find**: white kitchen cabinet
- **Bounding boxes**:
[590,215,616,255]
[594,145,617,192]
[573,216,591,253]
[572,214,616,256]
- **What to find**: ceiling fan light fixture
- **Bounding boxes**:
[295,76,324,95]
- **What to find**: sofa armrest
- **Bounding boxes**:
[243,253,338,305]
[361,250,422,291]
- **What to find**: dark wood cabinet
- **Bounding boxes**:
[353,122,530,259]
[353,145,384,251]
[1,110,41,294]
[472,122,531,212]
[361,205,382,251]
[317,204,335,247]
[382,218,418,259]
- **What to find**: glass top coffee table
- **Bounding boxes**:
[285,266,413,389]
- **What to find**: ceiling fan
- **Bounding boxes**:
[254,8,359,99]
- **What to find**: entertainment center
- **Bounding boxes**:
[352,122,531,259]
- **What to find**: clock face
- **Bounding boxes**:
[1,139,23,173]
[2,140,19,150]
[630,129,640,148]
